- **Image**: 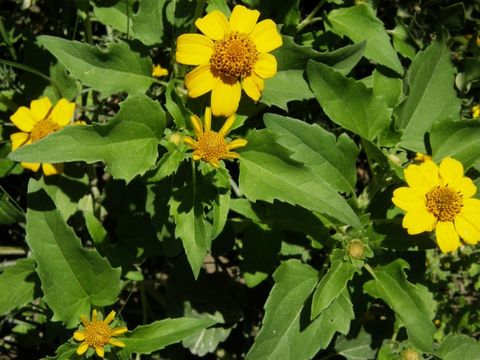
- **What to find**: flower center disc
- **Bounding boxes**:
[197,131,228,162]
[211,32,258,79]
[85,321,111,348]
[30,118,61,143]
[425,186,463,222]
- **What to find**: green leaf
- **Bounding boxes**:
[0,258,39,315]
[182,323,231,357]
[131,0,166,46]
[373,69,403,108]
[0,192,24,225]
[274,36,365,74]
[335,331,376,360]
[37,36,153,96]
[363,259,436,352]
[396,37,461,152]
[26,179,121,328]
[44,342,78,360]
[264,113,359,193]
[169,186,213,278]
[390,23,417,60]
[260,70,314,111]
[93,0,135,34]
[245,260,354,360]
[148,147,188,182]
[326,4,403,75]
[436,334,480,360]
[241,225,282,288]
[307,61,392,141]
[9,94,162,182]
[239,130,361,228]
[311,250,356,319]
[165,80,190,129]
[241,0,299,32]
[455,58,480,93]
[119,317,218,356]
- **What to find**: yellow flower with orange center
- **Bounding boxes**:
[184,107,247,167]
[10,97,76,176]
[176,5,282,117]
[392,157,480,253]
[74,309,127,358]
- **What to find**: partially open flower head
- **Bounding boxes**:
[9,97,75,176]
[74,309,127,358]
[392,157,480,253]
[152,64,169,77]
[176,5,282,117]
[184,107,247,167]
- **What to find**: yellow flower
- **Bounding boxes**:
[184,107,247,167]
[74,309,127,358]
[152,64,169,77]
[392,157,480,253]
[472,104,480,118]
[10,97,75,176]
[176,5,282,117]
[414,152,432,162]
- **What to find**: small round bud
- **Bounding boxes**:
[347,239,364,259]
[401,348,419,360]
[169,132,182,146]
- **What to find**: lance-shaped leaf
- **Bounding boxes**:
[118,317,218,356]
[0,258,39,315]
[245,260,354,360]
[9,94,164,182]
[326,4,403,75]
[264,113,359,194]
[396,36,460,152]
[38,36,153,96]
[363,259,436,352]
[26,179,121,328]
[311,250,356,320]
[239,130,361,228]
[307,61,392,142]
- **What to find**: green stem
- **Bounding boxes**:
[364,263,377,279]
[191,158,197,200]
[83,10,94,44]
[296,0,326,33]
[0,59,62,98]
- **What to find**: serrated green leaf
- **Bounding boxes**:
[436,334,480,360]
[311,250,356,319]
[26,179,121,328]
[131,0,166,46]
[326,4,403,75]
[396,37,461,152]
[148,147,188,182]
[9,94,162,182]
[363,259,436,352]
[245,260,354,360]
[261,70,314,110]
[431,120,480,169]
[43,342,77,360]
[241,225,282,288]
[264,113,359,193]
[335,331,376,360]
[37,36,153,96]
[239,130,361,228]
[0,258,39,315]
[307,61,392,141]
[118,317,218,356]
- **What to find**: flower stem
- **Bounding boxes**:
[296,0,326,33]
[364,263,377,279]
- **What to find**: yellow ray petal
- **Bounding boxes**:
[242,74,264,101]
[219,114,236,137]
[73,331,86,341]
[10,132,31,151]
[438,157,463,185]
[176,34,214,65]
[21,162,41,172]
[404,162,439,196]
[10,107,37,132]
[111,326,128,336]
[402,209,436,235]
[185,64,216,98]
[92,309,98,322]
[227,138,247,150]
[80,314,90,327]
[254,53,277,79]
[51,98,75,126]
[95,346,105,358]
[435,221,461,253]
[249,19,283,53]
[455,212,480,245]
[103,310,116,325]
[452,177,477,198]
[204,107,212,132]
[223,151,240,159]
[42,163,64,176]
[462,198,480,213]
[30,97,52,121]
[229,5,260,34]
[193,153,202,161]
[392,186,425,212]
[211,78,242,117]
[195,10,229,40]
[76,342,89,355]
[190,115,203,137]
[108,338,126,348]
[184,136,198,149]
